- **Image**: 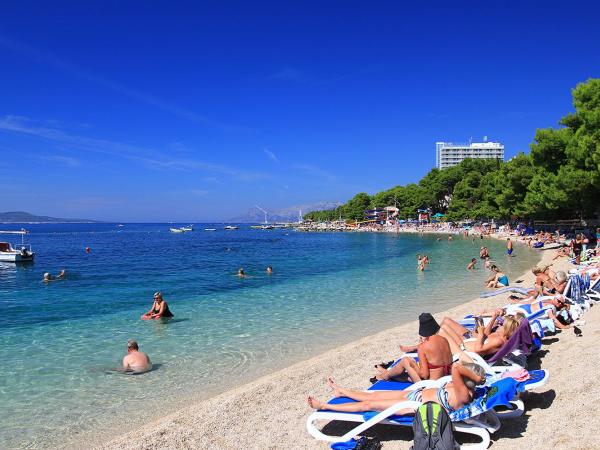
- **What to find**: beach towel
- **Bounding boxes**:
[449,378,518,422]
[501,368,530,382]
[479,287,534,298]
[487,320,533,365]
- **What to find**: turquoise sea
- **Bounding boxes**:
[0,224,541,448]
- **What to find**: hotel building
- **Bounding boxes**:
[435,140,504,169]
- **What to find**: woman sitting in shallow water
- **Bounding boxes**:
[141,292,174,320]
[308,362,485,414]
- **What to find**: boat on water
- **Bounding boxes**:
[224,225,239,230]
[204,228,217,231]
[170,227,185,233]
[117,224,124,227]
[180,225,194,231]
[0,230,34,262]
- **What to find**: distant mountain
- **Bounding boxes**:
[230,201,343,223]
[0,211,101,223]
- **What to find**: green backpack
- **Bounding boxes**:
[410,402,459,450]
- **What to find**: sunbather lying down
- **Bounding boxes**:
[308,363,485,415]
[439,312,521,356]
[479,296,583,330]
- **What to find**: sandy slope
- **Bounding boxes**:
[94,247,600,450]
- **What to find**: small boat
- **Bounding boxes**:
[117,224,124,227]
[224,225,239,230]
[0,241,34,262]
[180,225,194,231]
[204,228,217,231]
[170,227,185,233]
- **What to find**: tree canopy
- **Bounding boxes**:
[304,79,600,223]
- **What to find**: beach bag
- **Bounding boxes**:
[410,402,459,450]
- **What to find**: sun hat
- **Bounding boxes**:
[418,313,440,337]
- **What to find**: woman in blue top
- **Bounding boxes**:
[486,265,509,288]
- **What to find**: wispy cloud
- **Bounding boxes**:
[43,155,81,167]
[263,148,279,163]
[0,37,252,133]
[0,115,266,181]
[292,163,338,182]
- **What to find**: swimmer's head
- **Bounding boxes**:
[43,272,50,279]
[153,292,163,301]
[127,340,139,351]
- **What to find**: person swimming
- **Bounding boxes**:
[237,268,246,277]
[467,258,477,270]
[43,269,67,282]
[266,266,273,274]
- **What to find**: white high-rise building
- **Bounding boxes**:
[435,140,504,169]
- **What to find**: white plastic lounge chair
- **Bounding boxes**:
[307,378,527,450]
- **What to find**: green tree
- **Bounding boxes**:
[342,192,372,221]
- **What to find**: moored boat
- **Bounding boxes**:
[224,225,239,230]
[0,230,34,262]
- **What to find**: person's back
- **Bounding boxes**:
[122,340,152,373]
[421,334,453,379]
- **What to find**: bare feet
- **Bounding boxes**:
[327,377,342,397]
[374,365,390,381]
[308,396,325,410]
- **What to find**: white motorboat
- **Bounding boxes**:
[180,225,194,231]
[0,230,34,262]
[170,227,185,233]
[224,225,239,230]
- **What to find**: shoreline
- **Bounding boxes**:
[93,238,564,450]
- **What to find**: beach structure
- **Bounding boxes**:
[363,206,399,224]
[436,140,504,169]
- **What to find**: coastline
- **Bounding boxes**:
[92,240,582,450]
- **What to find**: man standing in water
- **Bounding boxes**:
[507,238,514,256]
[122,340,152,373]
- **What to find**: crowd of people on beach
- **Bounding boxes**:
[307,226,598,448]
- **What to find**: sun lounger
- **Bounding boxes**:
[307,377,528,450]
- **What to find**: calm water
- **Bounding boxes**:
[0,224,541,448]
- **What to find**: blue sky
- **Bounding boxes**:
[1,1,599,221]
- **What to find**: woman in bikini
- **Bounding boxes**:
[440,313,520,357]
[308,363,485,414]
[374,313,452,382]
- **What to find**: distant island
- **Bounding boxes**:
[0,211,101,223]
